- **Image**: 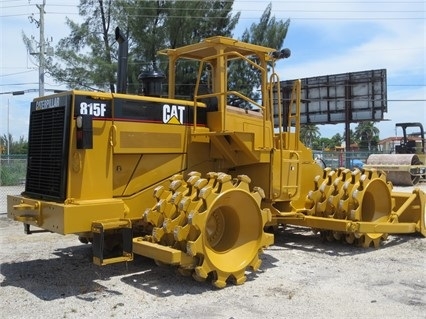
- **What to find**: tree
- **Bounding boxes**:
[45,0,240,93]
[228,3,290,104]
[163,0,239,48]
[240,3,290,48]
[47,0,120,92]
[354,121,380,151]
[123,0,240,94]
[330,133,344,148]
[344,128,357,146]
[300,124,320,148]
[0,134,28,154]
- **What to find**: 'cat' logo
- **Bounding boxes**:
[163,104,185,124]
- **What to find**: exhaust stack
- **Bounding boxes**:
[115,27,128,94]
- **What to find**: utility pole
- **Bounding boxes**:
[28,0,48,97]
[7,99,10,159]
[36,0,46,97]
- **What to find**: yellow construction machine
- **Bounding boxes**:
[365,122,425,185]
[7,30,426,288]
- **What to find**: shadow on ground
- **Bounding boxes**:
[0,241,277,299]
[270,225,414,255]
[1,225,418,300]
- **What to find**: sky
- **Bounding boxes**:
[1,0,425,142]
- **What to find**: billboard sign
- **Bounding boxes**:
[277,69,387,125]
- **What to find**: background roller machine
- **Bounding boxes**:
[366,122,425,185]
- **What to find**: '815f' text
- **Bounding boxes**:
[79,102,107,117]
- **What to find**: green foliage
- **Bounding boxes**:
[354,121,380,151]
[305,123,380,151]
[47,0,120,92]
[330,133,344,148]
[1,134,28,154]
[343,128,357,145]
[0,158,27,186]
[0,135,28,185]
[46,0,241,94]
[43,0,288,99]
[240,3,289,48]
[228,3,290,104]
[299,125,346,150]
[300,124,320,148]
[123,0,240,94]
[301,128,347,150]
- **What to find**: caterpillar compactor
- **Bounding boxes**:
[8,31,426,288]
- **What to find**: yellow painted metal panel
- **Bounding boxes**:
[113,122,187,154]
[116,154,187,196]
[120,131,181,149]
[68,93,114,201]
[8,195,127,234]
[132,238,196,266]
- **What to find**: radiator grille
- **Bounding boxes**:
[24,105,70,201]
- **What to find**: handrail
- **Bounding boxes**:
[269,72,283,197]
[192,50,268,138]
[288,80,302,199]
[287,79,301,151]
[269,72,282,149]
[271,79,302,200]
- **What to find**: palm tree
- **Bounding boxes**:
[354,121,380,151]
[300,124,320,148]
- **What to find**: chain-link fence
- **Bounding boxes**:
[0,155,26,214]
[0,151,379,214]
[313,150,377,169]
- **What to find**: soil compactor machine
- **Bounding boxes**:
[365,122,425,186]
[7,30,426,288]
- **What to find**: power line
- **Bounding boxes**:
[387,99,426,102]
[0,70,36,77]
[0,82,39,87]
[1,1,424,18]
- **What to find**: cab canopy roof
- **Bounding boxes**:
[158,36,276,61]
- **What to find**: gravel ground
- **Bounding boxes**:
[1,184,425,318]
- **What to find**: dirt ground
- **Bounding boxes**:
[1,184,425,318]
